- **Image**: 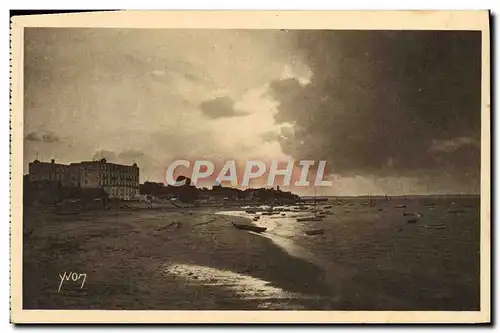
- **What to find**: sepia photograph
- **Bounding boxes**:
[9,11,490,323]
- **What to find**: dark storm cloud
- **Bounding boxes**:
[199,96,249,119]
[268,30,481,180]
[25,131,60,143]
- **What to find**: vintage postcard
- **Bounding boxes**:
[10,10,490,324]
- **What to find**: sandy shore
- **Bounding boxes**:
[23,207,336,310]
[22,196,480,310]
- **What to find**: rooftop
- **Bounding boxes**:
[32,158,138,168]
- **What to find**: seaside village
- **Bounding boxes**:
[25,158,307,211]
[24,158,453,234]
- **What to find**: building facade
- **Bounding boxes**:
[97,159,139,200]
[28,158,140,200]
[28,159,71,186]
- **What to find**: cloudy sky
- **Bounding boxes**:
[24,28,481,195]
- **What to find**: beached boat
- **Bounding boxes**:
[231,222,267,233]
[56,210,81,216]
[402,212,422,218]
[297,216,323,222]
[424,224,445,229]
[305,229,324,236]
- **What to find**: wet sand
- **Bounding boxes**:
[23,207,335,310]
[22,196,480,310]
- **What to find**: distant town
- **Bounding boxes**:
[24,158,302,207]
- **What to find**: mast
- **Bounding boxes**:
[314,186,317,213]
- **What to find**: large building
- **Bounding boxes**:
[28,158,140,200]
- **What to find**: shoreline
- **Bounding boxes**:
[22,196,480,310]
[23,206,339,310]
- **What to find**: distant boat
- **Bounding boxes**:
[232,222,267,233]
[369,194,375,207]
[297,187,326,222]
[245,208,257,214]
[252,216,260,221]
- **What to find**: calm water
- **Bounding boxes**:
[215,196,481,310]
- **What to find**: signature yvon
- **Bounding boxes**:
[58,271,87,292]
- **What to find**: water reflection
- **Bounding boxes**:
[163,263,313,309]
[217,210,354,299]
[217,211,319,262]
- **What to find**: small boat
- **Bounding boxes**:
[305,229,324,236]
[245,209,257,214]
[232,222,267,233]
[297,216,323,222]
[395,205,407,208]
[402,212,422,218]
[280,213,286,216]
[252,216,260,221]
[407,218,418,224]
[56,210,81,216]
[425,224,445,229]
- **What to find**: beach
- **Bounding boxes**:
[22,196,480,310]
